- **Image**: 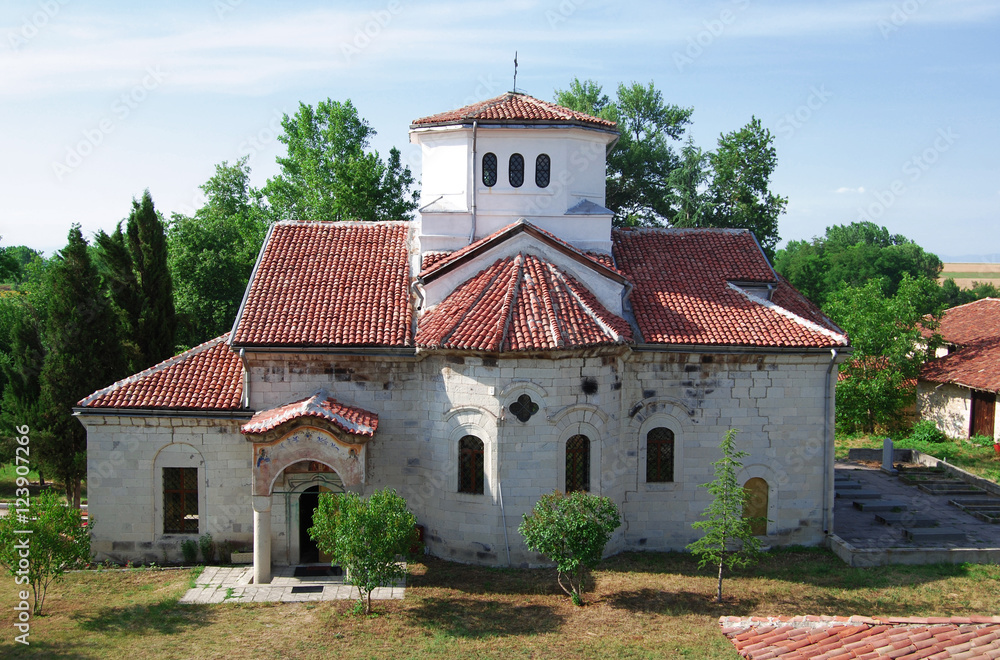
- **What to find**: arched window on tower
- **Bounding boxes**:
[535,154,551,188]
[509,153,524,187]
[482,153,497,187]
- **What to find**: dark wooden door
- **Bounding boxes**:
[970,390,996,438]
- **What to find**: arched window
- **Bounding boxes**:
[508,153,524,187]
[458,435,485,494]
[565,435,590,492]
[743,477,768,536]
[646,427,674,483]
[535,154,551,188]
[482,153,497,187]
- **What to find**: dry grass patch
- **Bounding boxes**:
[1,551,998,659]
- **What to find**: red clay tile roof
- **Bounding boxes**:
[419,220,624,283]
[721,615,1000,659]
[411,93,617,130]
[927,298,1000,345]
[417,252,632,352]
[422,251,452,271]
[231,222,413,348]
[612,228,848,348]
[241,391,377,437]
[78,336,244,411]
[921,338,1000,393]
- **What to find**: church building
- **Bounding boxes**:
[76,93,848,584]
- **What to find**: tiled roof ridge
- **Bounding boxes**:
[547,259,628,345]
[943,296,1000,313]
[728,282,849,346]
[497,253,525,350]
[533,258,565,347]
[720,614,1000,629]
[241,390,377,437]
[276,219,411,228]
[419,219,623,281]
[616,226,751,236]
[78,335,231,407]
[411,92,617,129]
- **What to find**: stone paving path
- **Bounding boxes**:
[179,565,406,604]
[833,461,1000,550]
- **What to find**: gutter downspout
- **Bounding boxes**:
[469,120,478,246]
[498,480,512,567]
[823,348,838,537]
[239,348,251,409]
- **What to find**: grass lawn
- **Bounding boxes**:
[1,550,998,659]
[0,464,87,504]
[837,434,1000,483]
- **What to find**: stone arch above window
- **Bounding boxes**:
[482,152,497,187]
[509,153,524,187]
[535,153,551,188]
[646,427,675,483]
[458,435,485,494]
[565,435,590,492]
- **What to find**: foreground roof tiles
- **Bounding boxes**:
[411,92,617,130]
[231,222,412,348]
[417,253,632,352]
[920,299,1000,392]
[78,336,244,411]
[241,391,377,437]
[721,615,1000,659]
[612,228,847,348]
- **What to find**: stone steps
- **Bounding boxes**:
[874,511,938,527]
[904,527,966,543]
[852,500,910,513]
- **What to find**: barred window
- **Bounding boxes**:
[535,154,551,188]
[163,467,199,534]
[482,153,497,187]
[509,153,524,187]
[458,435,485,494]
[565,435,590,492]
[646,427,675,483]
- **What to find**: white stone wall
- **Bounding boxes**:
[81,415,253,563]
[84,348,837,566]
[917,381,971,439]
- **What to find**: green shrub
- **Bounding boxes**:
[910,420,947,443]
[218,539,235,564]
[519,490,621,605]
[181,539,199,564]
[969,434,996,448]
[199,533,215,564]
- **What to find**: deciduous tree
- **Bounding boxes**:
[824,273,943,432]
[264,99,418,223]
[518,490,621,605]
[309,487,417,614]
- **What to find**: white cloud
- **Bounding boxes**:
[834,186,865,194]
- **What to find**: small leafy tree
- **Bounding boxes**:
[518,490,621,605]
[0,490,91,614]
[309,488,417,614]
[686,429,763,603]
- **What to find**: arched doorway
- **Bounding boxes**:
[743,477,769,536]
[299,486,324,564]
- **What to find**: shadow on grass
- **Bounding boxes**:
[600,548,977,591]
[410,595,565,638]
[606,587,756,616]
[0,641,92,659]
[74,597,215,636]
[410,556,564,597]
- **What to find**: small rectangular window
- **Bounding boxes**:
[646,428,675,483]
[566,435,590,492]
[163,467,199,534]
[458,435,485,494]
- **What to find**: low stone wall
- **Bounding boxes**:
[847,448,913,463]
[828,534,1000,567]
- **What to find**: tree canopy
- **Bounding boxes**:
[555,79,785,256]
[774,221,943,308]
[169,158,270,348]
[263,98,418,223]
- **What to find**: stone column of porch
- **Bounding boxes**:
[252,495,272,584]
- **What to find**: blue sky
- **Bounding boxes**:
[2,0,998,261]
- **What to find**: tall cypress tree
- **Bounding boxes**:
[40,225,123,507]
[0,304,46,474]
[96,190,176,370]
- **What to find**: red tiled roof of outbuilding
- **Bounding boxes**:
[720,615,1000,659]
[921,337,1000,394]
[78,336,244,411]
[612,228,847,348]
[411,92,617,130]
[925,298,1000,345]
[417,253,632,352]
[231,222,413,348]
